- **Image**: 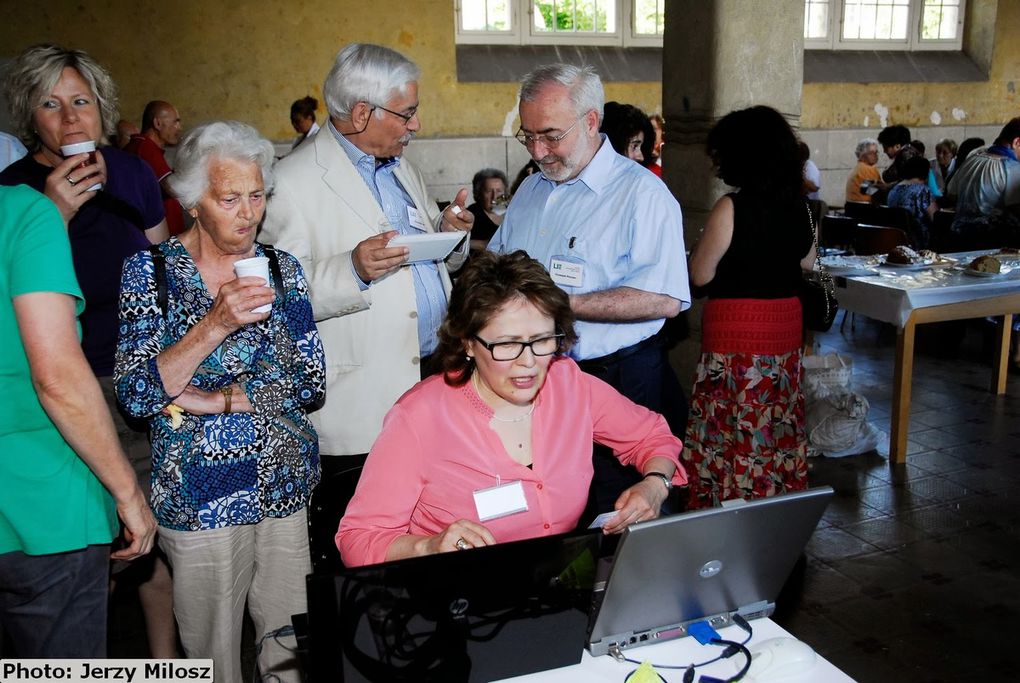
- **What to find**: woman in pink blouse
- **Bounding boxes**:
[337,251,685,567]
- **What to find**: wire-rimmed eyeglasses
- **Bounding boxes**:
[472,334,565,361]
[515,118,582,148]
[373,104,418,127]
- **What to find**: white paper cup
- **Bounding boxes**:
[233,256,272,313]
[59,140,102,191]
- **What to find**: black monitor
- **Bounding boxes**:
[304,530,603,682]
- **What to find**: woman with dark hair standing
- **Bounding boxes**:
[682,106,815,509]
[337,251,684,567]
[600,101,655,165]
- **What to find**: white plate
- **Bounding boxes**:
[388,231,465,263]
[880,261,931,270]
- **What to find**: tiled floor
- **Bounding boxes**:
[773,317,1020,682]
[107,316,1020,682]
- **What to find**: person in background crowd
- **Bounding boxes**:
[887,155,936,249]
[115,119,139,149]
[289,95,319,150]
[845,138,881,203]
[878,124,918,185]
[124,100,185,236]
[0,183,156,658]
[510,159,539,195]
[907,139,944,199]
[649,113,664,178]
[260,43,473,571]
[600,101,654,165]
[489,63,690,521]
[467,167,508,252]
[799,141,821,200]
[946,137,985,185]
[0,43,172,657]
[684,105,814,509]
[115,121,325,683]
[932,138,957,193]
[337,251,684,567]
[946,118,1020,250]
[0,130,28,171]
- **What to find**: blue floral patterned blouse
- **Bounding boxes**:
[115,237,325,531]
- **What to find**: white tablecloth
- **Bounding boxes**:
[497,618,856,682]
[823,250,1020,327]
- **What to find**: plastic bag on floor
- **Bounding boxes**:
[803,352,885,457]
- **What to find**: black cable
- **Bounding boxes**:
[613,616,754,679]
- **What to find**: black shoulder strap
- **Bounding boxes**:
[259,243,286,304]
[148,244,168,316]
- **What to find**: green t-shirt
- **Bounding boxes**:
[0,184,117,555]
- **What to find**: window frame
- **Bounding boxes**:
[454,0,664,48]
[804,0,965,51]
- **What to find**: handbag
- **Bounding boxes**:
[798,203,839,332]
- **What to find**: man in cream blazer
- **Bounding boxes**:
[261,44,472,568]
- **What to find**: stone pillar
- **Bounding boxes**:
[661,0,806,382]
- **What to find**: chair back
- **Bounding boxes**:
[854,224,909,255]
[309,463,365,572]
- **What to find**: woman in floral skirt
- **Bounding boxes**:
[682,106,816,509]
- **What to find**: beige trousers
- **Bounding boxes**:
[158,509,310,683]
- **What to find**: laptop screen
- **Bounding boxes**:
[588,487,833,657]
[306,530,604,682]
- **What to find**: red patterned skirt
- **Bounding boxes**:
[682,297,807,510]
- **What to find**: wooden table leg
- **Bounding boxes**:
[992,313,1012,395]
[890,318,917,464]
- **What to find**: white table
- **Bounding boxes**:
[823,250,1020,462]
[496,618,856,682]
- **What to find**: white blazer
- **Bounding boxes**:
[261,127,465,455]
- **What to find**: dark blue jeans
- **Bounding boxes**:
[578,342,688,517]
[0,544,109,657]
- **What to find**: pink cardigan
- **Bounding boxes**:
[336,357,685,566]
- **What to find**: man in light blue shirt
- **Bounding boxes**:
[489,63,690,515]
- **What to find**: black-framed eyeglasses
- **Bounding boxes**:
[372,104,418,127]
[515,118,582,148]
[472,334,565,361]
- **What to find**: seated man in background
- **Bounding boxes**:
[946,117,1020,250]
[845,138,881,203]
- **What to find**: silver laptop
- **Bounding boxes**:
[587,486,833,658]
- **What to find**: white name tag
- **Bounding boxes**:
[473,480,529,522]
[549,256,584,287]
[406,205,428,231]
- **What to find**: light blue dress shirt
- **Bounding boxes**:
[330,121,447,356]
[489,137,690,360]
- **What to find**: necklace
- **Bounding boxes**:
[490,401,536,423]
[472,373,536,423]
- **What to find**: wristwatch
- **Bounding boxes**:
[643,472,673,491]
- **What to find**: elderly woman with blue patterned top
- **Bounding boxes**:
[114,121,324,683]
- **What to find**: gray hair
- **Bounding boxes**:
[168,121,275,209]
[519,63,605,125]
[4,44,119,151]
[854,137,879,159]
[471,168,509,203]
[323,43,420,122]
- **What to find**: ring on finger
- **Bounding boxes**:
[455,537,470,551]
[66,175,77,186]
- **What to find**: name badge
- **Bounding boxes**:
[406,206,428,232]
[473,480,529,522]
[549,255,584,287]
